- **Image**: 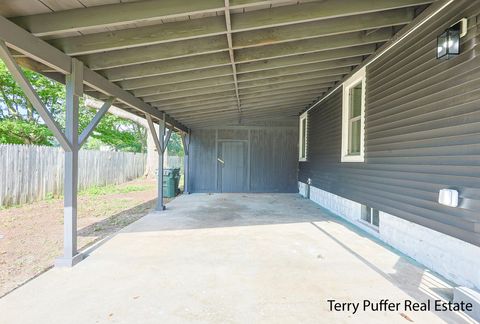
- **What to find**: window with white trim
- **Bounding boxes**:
[299,112,308,161]
[341,68,366,162]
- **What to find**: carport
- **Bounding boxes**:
[0,0,439,266]
[1,0,480,321]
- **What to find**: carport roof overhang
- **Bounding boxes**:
[0,0,435,129]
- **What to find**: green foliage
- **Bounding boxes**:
[0,60,147,152]
[0,118,54,145]
[79,106,146,152]
[0,61,65,122]
[80,184,153,196]
[167,132,184,156]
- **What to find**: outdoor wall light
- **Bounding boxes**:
[438,188,459,208]
[437,18,467,59]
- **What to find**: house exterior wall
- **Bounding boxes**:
[298,1,480,288]
[189,126,298,193]
[298,184,480,290]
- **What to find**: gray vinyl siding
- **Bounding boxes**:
[190,126,298,193]
[299,1,480,246]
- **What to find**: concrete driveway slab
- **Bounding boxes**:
[0,193,473,323]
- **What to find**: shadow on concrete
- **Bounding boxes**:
[124,193,332,233]
[76,198,177,258]
[78,199,156,238]
[119,193,468,323]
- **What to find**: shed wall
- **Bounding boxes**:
[299,1,480,246]
[190,126,298,193]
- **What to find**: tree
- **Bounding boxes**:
[0,61,65,122]
[0,119,53,145]
[0,60,147,152]
[168,132,184,157]
[0,59,64,145]
[85,98,185,178]
[78,104,146,152]
[85,98,157,178]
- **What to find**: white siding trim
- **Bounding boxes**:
[341,67,366,163]
[299,112,308,162]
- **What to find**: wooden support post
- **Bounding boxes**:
[157,115,166,211]
[0,42,94,266]
[146,114,161,153]
[181,131,191,194]
[146,113,174,211]
[56,59,84,267]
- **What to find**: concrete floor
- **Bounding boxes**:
[0,193,473,323]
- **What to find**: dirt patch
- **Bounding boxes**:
[0,178,172,297]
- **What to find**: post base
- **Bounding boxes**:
[156,205,166,211]
[55,253,84,267]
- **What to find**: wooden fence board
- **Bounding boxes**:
[0,144,147,207]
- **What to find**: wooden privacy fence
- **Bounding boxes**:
[0,144,146,207]
[165,155,183,172]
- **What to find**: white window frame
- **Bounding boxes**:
[299,112,308,161]
[360,205,380,230]
[341,67,366,162]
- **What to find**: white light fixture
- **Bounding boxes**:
[438,189,459,207]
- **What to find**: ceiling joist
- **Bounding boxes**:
[0,14,187,132]
[132,67,347,98]
[224,0,241,111]
[3,0,434,127]
[148,85,329,108]
[46,7,413,57]
[152,88,324,111]
[116,56,360,93]
[80,29,390,71]
[142,78,334,103]
[12,0,429,36]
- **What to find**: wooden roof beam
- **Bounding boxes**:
[166,98,318,116]
[99,32,385,81]
[81,28,389,71]
[0,14,188,133]
[11,0,430,37]
[171,101,311,118]
[11,0,225,37]
[230,0,431,32]
[131,66,348,97]
[102,52,231,81]
[117,66,234,91]
[109,46,372,84]
[47,8,413,56]
[149,87,322,108]
[224,0,241,111]
[118,56,360,92]
[141,78,335,103]
[178,106,302,123]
